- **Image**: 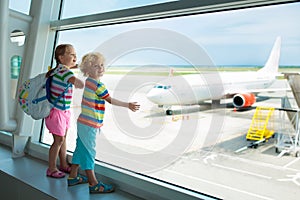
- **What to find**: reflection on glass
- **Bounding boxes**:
[42,2,300,199]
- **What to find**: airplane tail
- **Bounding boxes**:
[257,36,281,76]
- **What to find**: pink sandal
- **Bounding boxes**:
[46,169,65,178]
[59,165,71,173]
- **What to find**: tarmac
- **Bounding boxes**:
[42,74,300,200]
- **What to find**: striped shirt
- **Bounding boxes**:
[49,64,74,110]
[77,77,109,128]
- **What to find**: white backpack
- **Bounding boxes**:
[17,73,70,120]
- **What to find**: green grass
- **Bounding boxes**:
[73,66,300,76]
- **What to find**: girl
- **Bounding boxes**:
[67,52,140,193]
[45,44,84,178]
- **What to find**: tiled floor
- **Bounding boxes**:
[0,144,144,200]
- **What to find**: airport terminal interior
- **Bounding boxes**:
[1,0,300,199]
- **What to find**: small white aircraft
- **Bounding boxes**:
[146,37,282,115]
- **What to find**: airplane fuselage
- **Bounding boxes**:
[146,72,275,106]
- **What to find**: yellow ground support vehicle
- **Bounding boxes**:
[246,106,275,141]
[235,106,275,153]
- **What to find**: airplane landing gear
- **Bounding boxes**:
[161,105,173,115]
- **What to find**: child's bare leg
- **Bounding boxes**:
[85,169,98,186]
[59,131,69,169]
[69,164,80,178]
[48,134,64,172]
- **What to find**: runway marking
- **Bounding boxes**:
[210,152,300,173]
[203,154,217,164]
[212,163,272,179]
[277,172,300,186]
[283,157,300,168]
[165,169,274,200]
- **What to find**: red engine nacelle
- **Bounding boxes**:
[232,93,256,108]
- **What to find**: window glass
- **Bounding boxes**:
[61,0,178,19]
[9,0,31,15]
[42,2,300,199]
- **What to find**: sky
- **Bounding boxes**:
[9,0,300,66]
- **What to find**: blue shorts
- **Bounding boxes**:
[72,122,99,170]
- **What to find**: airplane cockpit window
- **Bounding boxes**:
[154,85,163,89]
[154,85,171,89]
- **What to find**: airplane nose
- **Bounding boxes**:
[146,89,162,104]
[146,87,178,105]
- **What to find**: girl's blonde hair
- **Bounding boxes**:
[79,52,105,76]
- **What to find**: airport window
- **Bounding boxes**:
[40,1,300,199]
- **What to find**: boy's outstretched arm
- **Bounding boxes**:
[105,96,140,112]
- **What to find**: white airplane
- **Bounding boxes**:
[146,37,282,115]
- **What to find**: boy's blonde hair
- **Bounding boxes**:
[79,52,105,76]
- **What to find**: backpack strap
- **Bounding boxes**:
[52,83,72,106]
[32,96,47,104]
[32,83,71,105]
